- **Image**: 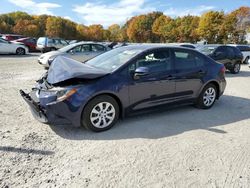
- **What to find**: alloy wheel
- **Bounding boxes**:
[90,102,116,128]
[203,87,216,107]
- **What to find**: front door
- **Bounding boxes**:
[128,49,176,111]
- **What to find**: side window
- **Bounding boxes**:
[81,44,91,52]
[60,40,68,45]
[92,44,105,52]
[215,46,226,54]
[174,50,197,70]
[226,47,235,58]
[133,50,171,73]
[71,45,82,53]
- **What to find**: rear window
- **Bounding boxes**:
[174,50,206,70]
[236,45,250,52]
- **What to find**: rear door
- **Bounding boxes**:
[172,49,207,99]
[91,44,107,58]
[69,44,92,62]
[128,49,176,110]
[213,46,228,64]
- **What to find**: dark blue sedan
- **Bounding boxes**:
[20,45,226,132]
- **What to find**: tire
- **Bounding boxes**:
[50,47,57,51]
[230,62,241,74]
[244,56,249,64]
[16,47,25,55]
[196,84,217,109]
[81,95,120,132]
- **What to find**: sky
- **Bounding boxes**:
[1,0,250,27]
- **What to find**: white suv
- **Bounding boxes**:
[229,45,250,64]
[37,37,68,53]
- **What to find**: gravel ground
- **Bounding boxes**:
[0,54,250,188]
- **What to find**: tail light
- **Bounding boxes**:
[220,66,226,75]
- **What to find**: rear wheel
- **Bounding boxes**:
[244,56,249,64]
[81,95,119,132]
[230,63,241,74]
[196,84,217,109]
[16,47,25,55]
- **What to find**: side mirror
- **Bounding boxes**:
[134,67,149,80]
[69,50,74,55]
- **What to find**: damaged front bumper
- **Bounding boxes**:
[20,90,48,123]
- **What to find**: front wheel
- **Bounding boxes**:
[16,47,25,55]
[81,95,120,132]
[230,63,241,74]
[196,84,217,109]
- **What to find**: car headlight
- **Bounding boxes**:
[48,57,56,65]
[56,88,78,102]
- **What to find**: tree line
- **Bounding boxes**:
[0,6,249,44]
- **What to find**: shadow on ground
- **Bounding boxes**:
[0,146,54,155]
[50,95,250,140]
[0,53,40,58]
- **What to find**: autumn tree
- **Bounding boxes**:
[152,15,172,42]
[76,24,89,40]
[127,12,163,42]
[175,16,200,43]
[87,24,104,41]
[198,11,225,43]
[45,17,64,37]
[13,19,39,37]
[108,24,123,42]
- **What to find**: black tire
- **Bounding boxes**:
[81,95,120,132]
[230,62,241,74]
[50,47,57,51]
[244,56,249,64]
[16,47,25,55]
[195,84,217,109]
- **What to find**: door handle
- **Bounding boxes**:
[166,75,176,80]
[198,70,206,75]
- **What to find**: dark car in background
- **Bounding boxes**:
[197,45,243,74]
[2,34,24,41]
[20,45,226,132]
[12,37,38,52]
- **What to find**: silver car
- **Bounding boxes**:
[38,42,111,68]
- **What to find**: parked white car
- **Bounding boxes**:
[229,44,250,64]
[38,42,111,68]
[0,38,28,55]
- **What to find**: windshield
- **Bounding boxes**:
[58,43,77,52]
[0,38,9,43]
[85,47,143,72]
[197,46,217,55]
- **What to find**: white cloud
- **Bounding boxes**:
[8,0,61,15]
[164,5,215,17]
[64,16,72,21]
[73,0,155,27]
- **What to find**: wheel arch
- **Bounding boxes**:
[83,92,124,119]
[199,80,221,99]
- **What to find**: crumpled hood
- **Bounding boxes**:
[47,56,108,84]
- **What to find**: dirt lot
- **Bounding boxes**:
[0,54,250,188]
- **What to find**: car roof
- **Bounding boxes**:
[115,44,197,51]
